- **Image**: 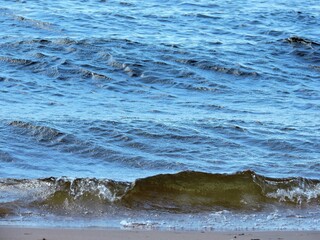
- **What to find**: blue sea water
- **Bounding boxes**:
[0,0,320,231]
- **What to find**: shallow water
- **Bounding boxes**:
[0,0,320,230]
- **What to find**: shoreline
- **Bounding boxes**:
[1,226,320,240]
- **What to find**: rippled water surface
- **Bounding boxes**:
[0,0,320,230]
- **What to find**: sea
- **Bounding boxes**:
[0,0,319,231]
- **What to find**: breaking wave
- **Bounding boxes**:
[1,171,319,217]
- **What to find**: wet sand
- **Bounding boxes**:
[0,227,319,240]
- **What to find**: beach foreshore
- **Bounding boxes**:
[0,227,319,240]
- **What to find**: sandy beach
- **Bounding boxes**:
[0,227,320,240]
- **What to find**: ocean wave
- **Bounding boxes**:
[0,56,37,66]
[284,36,320,65]
[9,121,67,143]
[14,15,54,30]
[7,121,186,170]
[122,171,320,211]
[1,171,319,217]
[0,37,148,81]
[0,35,260,91]
[311,65,320,71]
[174,58,259,76]
[0,150,15,163]
[0,8,58,32]
[285,36,320,46]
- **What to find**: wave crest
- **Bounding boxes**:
[1,171,319,216]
